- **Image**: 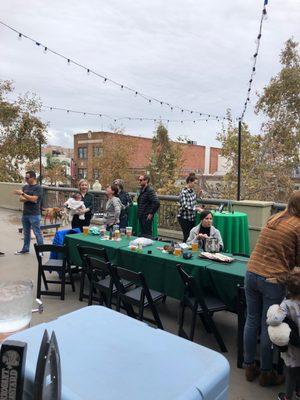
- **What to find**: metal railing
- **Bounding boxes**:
[42,186,232,230]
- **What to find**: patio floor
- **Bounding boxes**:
[0,207,283,400]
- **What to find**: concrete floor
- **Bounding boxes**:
[0,207,283,400]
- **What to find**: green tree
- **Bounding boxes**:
[44,154,70,186]
[149,123,182,194]
[0,80,47,182]
[218,39,300,202]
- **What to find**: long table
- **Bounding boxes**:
[10,306,230,400]
[65,233,247,310]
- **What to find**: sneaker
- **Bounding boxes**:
[245,363,260,382]
[15,250,29,255]
[0,252,5,257]
[278,393,289,400]
[259,370,285,387]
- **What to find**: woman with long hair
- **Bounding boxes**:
[104,184,122,230]
[243,191,300,386]
[71,179,94,232]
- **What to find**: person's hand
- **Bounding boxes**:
[78,209,86,215]
[14,189,23,195]
[147,213,153,220]
[197,233,209,240]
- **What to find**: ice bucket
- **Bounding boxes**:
[0,280,42,343]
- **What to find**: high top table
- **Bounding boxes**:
[10,306,230,400]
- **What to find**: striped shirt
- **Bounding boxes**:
[178,187,197,221]
[247,215,300,279]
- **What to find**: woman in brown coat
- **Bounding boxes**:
[243,191,300,386]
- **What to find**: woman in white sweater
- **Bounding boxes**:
[186,210,223,251]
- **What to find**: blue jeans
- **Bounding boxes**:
[243,271,285,371]
[22,215,44,252]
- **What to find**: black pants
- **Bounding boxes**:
[285,366,300,399]
[178,217,195,242]
[139,216,153,238]
[71,213,92,232]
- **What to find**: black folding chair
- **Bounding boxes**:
[176,264,228,352]
[113,266,165,330]
[34,244,75,301]
[84,256,116,307]
[77,245,108,302]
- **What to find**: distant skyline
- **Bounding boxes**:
[0,0,299,148]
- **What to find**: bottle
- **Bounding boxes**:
[137,242,143,253]
[109,228,113,240]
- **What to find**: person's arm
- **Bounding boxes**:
[215,228,224,251]
[186,227,199,245]
[83,193,93,213]
[126,192,133,208]
[14,189,38,203]
[267,301,288,326]
[113,198,121,223]
[148,188,160,216]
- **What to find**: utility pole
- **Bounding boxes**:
[39,138,42,185]
[237,120,242,201]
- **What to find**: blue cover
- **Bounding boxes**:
[50,228,81,259]
[11,306,229,400]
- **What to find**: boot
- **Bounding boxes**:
[245,363,260,382]
[259,370,285,386]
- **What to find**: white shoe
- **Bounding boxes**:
[15,250,29,255]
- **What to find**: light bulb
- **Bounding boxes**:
[18,33,22,40]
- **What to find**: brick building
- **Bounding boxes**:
[73,131,222,183]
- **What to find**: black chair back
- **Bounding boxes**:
[77,245,108,264]
[176,264,209,313]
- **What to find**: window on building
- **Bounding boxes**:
[93,146,103,157]
[93,169,100,180]
[78,168,87,179]
[78,147,87,159]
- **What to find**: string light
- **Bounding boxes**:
[240,0,268,120]
[34,104,224,125]
[0,20,227,120]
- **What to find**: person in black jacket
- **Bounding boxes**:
[137,175,160,238]
[113,179,132,229]
[71,179,94,232]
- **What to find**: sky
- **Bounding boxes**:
[0,0,299,149]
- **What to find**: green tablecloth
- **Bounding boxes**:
[206,257,247,310]
[65,234,132,266]
[117,242,213,300]
[196,211,250,256]
[65,233,247,310]
[127,203,158,238]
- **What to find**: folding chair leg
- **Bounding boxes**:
[88,282,93,306]
[79,269,86,301]
[237,290,246,368]
[205,314,228,353]
[37,267,42,299]
[189,309,197,341]
[41,270,48,291]
[61,270,66,301]
[199,314,212,333]
[178,302,187,338]
[68,263,75,292]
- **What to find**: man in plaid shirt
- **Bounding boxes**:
[178,173,203,242]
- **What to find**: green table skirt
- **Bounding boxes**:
[196,211,250,256]
[128,203,158,238]
[65,233,247,310]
